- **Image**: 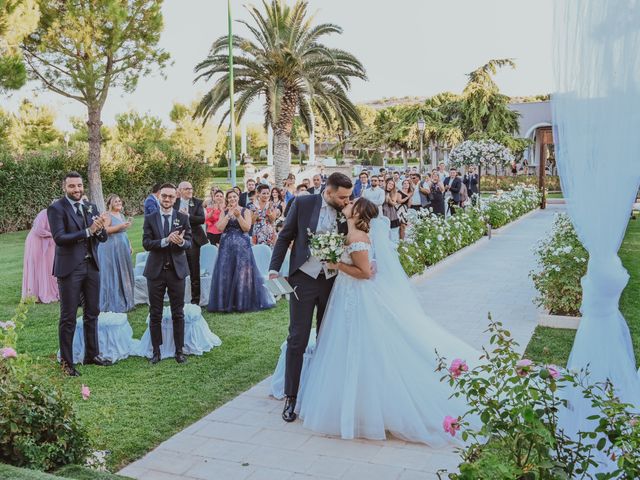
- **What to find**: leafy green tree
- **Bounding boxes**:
[68,116,112,145]
[194,0,366,187]
[21,0,170,209]
[169,101,216,160]
[9,99,62,152]
[0,0,39,92]
[460,59,520,140]
[115,110,166,152]
[0,107,12,150]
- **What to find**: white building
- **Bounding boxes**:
[508,100,554,173]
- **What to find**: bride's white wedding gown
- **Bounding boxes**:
[271,218,479,447]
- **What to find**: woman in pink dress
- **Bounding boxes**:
[22,209,59,303]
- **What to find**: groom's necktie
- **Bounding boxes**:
[163,214,171,238]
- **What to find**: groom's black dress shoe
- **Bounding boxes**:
[62,365,81,377]
[84,356,113,367]
[175,352,187,364]
[282,396,297,422]
[149,352,161,365]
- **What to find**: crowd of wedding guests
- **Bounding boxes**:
[21,165,479,372]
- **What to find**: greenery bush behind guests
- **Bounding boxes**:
[530,213,588,316]
[399,185,541,276]
[0,144,209,233]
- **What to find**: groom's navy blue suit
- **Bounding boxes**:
[48,198,108,368]
[270,194,348,397]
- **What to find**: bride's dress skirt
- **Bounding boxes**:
[272,269,476,448]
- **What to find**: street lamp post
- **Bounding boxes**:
[417,118,425,174]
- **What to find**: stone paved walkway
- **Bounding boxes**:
[120,205,562,480]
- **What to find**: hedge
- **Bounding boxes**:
[0,146,210,233]
[480,174,560,192]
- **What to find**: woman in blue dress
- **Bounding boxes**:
[207,190,276,313]
[98,194,135,312]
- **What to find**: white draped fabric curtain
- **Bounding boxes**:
[552,0,640,438]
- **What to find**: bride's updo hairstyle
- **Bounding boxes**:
[352,197,379,233]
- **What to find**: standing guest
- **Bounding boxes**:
[463,166,479,202]
[144,183,162,215]
[437,162,448,182]
[283,188,310,218]
[143,183,192,364]
[48,171,111,376]
[426,172,446,216]
[284,174,297,204]
[302,178,311,189]
[308,174,324,195]
[363,175,385,208]
[205,189,225,246]
[444,168,462,215]
[22,208,59,303]
[175,181,208,305]
[393,171,402,191]
[232,185,242,197]
[382,178,400,238]
[98,194,135,312]
[208,190,275,312]
[270,187,285,216]
[250,184,278,246]
[397,180,413,239]
[239,179,257,208]
[352,171,370,198]
[319,166,328,184]
[410,174,424,211]
[260,172,271,187]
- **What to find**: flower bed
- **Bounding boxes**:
[399,185,541,277]
[530,213,588,316]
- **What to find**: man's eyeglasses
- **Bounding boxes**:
[160,194,176,199]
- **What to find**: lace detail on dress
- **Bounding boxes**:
[340,241,371,265]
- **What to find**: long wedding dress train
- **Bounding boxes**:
[271,217,479,447]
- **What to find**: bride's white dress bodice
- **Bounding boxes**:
[339,241,371,266]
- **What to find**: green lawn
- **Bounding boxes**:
[0,463,130,480]
[525,217,640,366]
[1,216,289,472]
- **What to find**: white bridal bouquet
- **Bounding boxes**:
[307,229,346,275]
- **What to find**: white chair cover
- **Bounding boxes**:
[135,252,148,266]
[133,275,149,305]
[199,244,218,276]
[252,244,272,279]
[57,312,139,364]
[134,304,221,359]
[133,262,145,277]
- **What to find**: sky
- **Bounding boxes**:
[3,0,554,131]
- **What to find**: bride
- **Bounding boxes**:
[271,197,479,447]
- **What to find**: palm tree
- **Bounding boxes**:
[193,0,366,186]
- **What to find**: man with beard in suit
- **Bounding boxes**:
[268,172,353,422]
[47,171,112,376]
[175,181,207,304]
[143,183,193,364]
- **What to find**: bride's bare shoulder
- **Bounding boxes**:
[347,230,370,245]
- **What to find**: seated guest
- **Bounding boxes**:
[205,189,225,246]
[249,184,278,246]
[144,183,162,215]
[22,208,59,303]
[239,179,256,208]
[207,190,275,313]
[98,194,135,312]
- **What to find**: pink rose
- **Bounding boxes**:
[443,416,460,437]
[1,347,17,359]
[515,359,533,377]
[449,359,469,378]
[546,365,561,380]
[81,384,91,401]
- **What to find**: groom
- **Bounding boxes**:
[269,172,353,422]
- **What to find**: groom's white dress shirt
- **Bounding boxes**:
[300,195,337,279]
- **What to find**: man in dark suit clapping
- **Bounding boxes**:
[143,183,193,364]
[175,181,207,305]
[47,171,112,376]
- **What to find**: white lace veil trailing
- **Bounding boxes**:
[368,216,480,364]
